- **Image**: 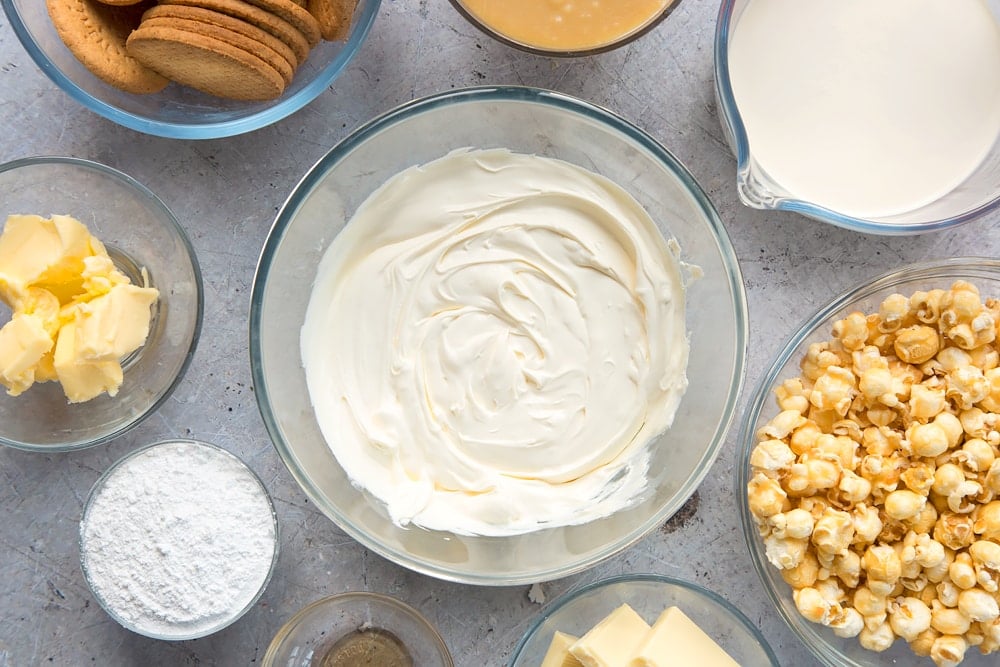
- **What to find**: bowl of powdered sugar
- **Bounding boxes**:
[79,439,278,640]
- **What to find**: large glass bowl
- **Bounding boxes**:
[0,157,202,452]
[738,258,1000,666]
[251,86,747,585]
[714,0,1000,235]
[1,0,380,139]
[508,573,779,666]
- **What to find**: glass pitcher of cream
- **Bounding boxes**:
[714,0,1000,235]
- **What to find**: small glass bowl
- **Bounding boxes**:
[448,0,682,57]
[1,0,380,138]
[79,439,280,641]
[0,157,202,452]
[250,86,747,585]
[263,592,453,667]
[738,258,1000,666]
[508,573,779,666]
[713,0,1000,234]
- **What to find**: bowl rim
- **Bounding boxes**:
[0,155,204,452]
[78,438,281,641]
[712,0,1000,235]
[0,0,382,139]
[735,256,1000,666]
[446,0,683,57]
[263,591,454,667]
[506,572,781,666]
[250,84,748,585]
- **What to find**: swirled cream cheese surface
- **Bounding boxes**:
[301,149,688,536]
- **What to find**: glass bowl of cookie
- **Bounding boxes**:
[0,156,202,451]
[2,0,380,139]
[739,258,1000,666]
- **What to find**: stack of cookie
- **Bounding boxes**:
[46,0,355,100]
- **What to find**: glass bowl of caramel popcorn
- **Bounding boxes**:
[739,258,1000,666]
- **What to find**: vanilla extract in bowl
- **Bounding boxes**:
[320,627,413,667]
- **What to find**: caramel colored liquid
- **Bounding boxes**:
[460,0,672,51]
[319,628,413,667]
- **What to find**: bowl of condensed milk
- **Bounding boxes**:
[715,0,1000,234]
[449,0,682,56]
[251,86,747,585]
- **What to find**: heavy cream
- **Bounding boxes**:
[301,149,689,536]
[728,0,1000,219]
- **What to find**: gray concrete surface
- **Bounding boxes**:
[0,1,997,665]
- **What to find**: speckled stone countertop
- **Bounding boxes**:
[1,2,997,666]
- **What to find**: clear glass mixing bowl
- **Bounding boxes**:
[0,157,202,452]
[714,0,1000,235]
[2,0,380,139]
[738,258,1000,666]
[251,86,747,585]
[508,573,780,667]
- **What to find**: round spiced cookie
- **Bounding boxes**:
[45,0,168,94]
[126,24,286,100]
[157,0,312,64]
[139,16,295,85]
[140,4,300,70]
[307,0,356,41]
[238,0,321,46]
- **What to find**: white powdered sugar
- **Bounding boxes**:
[80,440,277,639]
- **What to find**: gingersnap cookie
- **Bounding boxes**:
[140,16,295,84]
[238,0,321,46]
[45,0,168,94]
[126,24,285,100]
[158,0,312,64]
[307,0,356,41]
[94,0,146,5]
[141,4,299,71]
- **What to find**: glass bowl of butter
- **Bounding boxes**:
[263,592,453,667]
[0,156,202,451]
[449,0,682,56]
[509,573,779,666]
[251,86,747,584]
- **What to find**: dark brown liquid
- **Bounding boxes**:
[319,627,414,667]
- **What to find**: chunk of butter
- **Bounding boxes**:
[541,631,583,667]
[0,214,158,402]
[0,312,54,396]
[570,604,651,667]
[628,606,740,667]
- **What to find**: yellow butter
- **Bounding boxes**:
[0,312,55,396]
[541,631,584,667]
[72,283,158,362]
[0,214,158,401]
[0,214,97,305]
[628,606,740,667]
[570,604,651,667]
[53,320,124,403]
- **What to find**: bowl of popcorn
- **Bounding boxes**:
[2,0,380,138]
[739,258,1000,666]
[0,156,202,451]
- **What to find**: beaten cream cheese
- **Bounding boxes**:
[301,149,688,536]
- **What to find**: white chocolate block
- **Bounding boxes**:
[628,606,740,667]
[569,604,651,667]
